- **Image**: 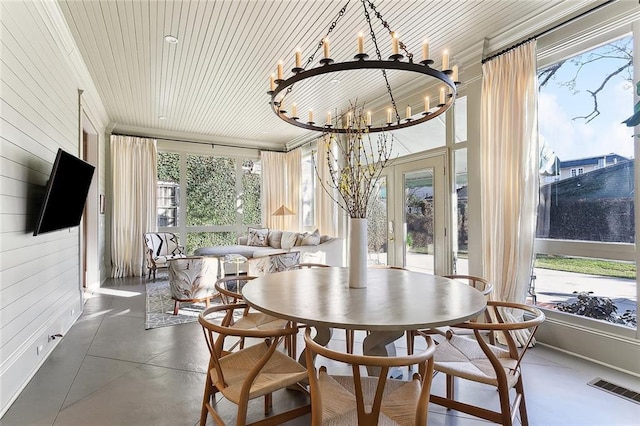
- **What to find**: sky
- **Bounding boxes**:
[539,36,635,162]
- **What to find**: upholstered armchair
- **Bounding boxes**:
[143,232,186,280]
[167,256,219,315]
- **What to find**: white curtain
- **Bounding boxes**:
[262,149,301,231]
[110,135,157,278]
[284,149,301,230]
[315,138,338,236]
[480,41,539,304]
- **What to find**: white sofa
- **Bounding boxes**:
[193,229,344,267]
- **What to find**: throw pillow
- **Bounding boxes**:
[268,230,283,249]
[298,229,321,246]
[281,231,298,250]
[247,227,269,247]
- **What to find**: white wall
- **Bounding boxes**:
[0,1,108,416]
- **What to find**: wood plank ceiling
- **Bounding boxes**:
[57,0,587,151]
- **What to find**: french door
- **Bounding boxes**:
[367,154,448,275]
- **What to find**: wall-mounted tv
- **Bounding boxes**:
[33,148,95,236]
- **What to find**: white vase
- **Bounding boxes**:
[348,217,368,288]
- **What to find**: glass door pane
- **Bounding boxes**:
[404,169,435,273]
[390,155,446,274]
[367,176,388,265]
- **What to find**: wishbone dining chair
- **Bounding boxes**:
[429,301,545,426]
[199,304,310,425]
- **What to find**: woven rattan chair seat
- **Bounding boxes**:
[211,341,307,404]
[434,334,520,388]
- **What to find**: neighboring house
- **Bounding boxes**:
[157,181,180,227]
[537,160,635,243]
[550,153,631,182]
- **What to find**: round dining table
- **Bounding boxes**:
[241,267,487,371]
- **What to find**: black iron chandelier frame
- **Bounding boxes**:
[267,0,459,134]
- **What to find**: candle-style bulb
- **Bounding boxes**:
[391,32,399,55]
[269,74,275,91]
[323,38,330,58]
[422,40,429,61]
[308,109,314,123]
[406,105,412,119]
[367,111,372,126]
[292,103,298,118]
[439,87,446,105]
[277,61,283,80]
[442,50,449,70]
[424,96,430,112]
[326,111,332,125]
[387,108,392,123]
[452,64,459,82]
[295,49,301,68]
[357,33,364,54]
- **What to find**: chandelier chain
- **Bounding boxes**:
[362,0,400,123]
[282,0,351,104]
[305,0,351,69]
[365,0,413,61]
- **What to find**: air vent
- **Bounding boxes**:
[588,378,640,405]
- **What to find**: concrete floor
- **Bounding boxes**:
[2,275,639,425]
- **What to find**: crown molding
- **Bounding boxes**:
[538,0,640,65]
[483,0,596,57]
[111,123,286,152]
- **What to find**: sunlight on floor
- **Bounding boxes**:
[86,288,141,298]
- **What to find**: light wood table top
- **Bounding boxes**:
[241,267,487,331]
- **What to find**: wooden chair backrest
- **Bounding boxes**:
[214,275,259,303]
[303,328,436,425]
[450,301,545,366]
[443,274,493,296]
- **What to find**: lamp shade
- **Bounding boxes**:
[272,204,295,216]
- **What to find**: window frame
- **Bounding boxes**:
[156,141,262,253]
[535,31,637,335]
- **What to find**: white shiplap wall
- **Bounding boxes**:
[0,0,108,415]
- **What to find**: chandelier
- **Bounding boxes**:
[267,0,460,134]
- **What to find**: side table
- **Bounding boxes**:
[221,253,248,276]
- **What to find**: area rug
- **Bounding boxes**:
[145,280,216,330]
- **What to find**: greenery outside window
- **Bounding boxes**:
[157,150,261,254]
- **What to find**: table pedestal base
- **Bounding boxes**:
[363,330,405,377]
[299,326,332,368]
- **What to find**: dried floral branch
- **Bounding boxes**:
[313,102,394,218]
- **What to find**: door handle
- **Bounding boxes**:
[388,221,394,241]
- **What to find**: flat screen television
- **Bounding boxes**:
[33,148,95,236]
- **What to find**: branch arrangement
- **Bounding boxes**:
[313,102,394,218]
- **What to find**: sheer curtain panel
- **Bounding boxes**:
[110,135,158,278]
[262,149,301,231]
[480,42,539,304]
[314,138,338,236]
[284,149,302,231]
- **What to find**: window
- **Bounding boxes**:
[241,160,261,225]
[157,150,261,254]
[536,35,636,329]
